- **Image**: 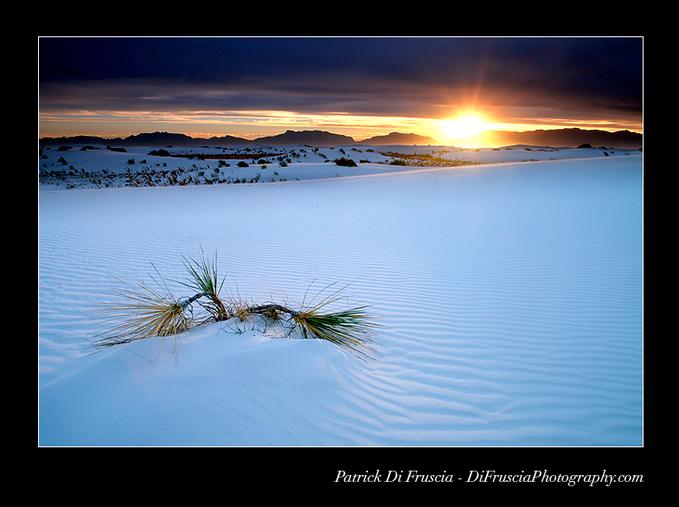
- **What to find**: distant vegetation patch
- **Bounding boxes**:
[380,152,479,168]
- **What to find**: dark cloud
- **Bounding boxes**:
[39,37,642,124]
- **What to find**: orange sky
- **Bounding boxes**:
[39,108,643,147]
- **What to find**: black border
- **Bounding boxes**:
[29,16,658,494]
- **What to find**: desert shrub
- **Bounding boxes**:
[334,157,357,167]
[57,145,72,151]
[279,161,288,167]
[359,159,369,163]
[237,161,249,167]
[389,159,407,166]
[57,156,68,166]
[107,146,127,152]
[148,149,171,156]
[578,143,593,149]
[127,159,135,165]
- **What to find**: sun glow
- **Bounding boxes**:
[441,113,491,145]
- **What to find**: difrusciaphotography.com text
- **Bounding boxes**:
[334,469,644,487]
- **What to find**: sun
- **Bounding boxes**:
[441,113,490,142]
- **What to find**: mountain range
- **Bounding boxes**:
[39,128,642,149]
[483,128,642,149]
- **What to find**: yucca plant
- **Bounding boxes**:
[98,253,377,357]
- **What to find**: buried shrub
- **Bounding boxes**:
[97,252,376,357]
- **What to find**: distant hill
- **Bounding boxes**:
[358,132,436,145]
[487,128,642,149]
[39,135,118,146]
[252,130,355,146]
[208,134,253,146]
[123,132,199,146]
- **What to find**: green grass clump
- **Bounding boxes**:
[292,306,374,356]
[181,250,229,321]
[97,280,192,347]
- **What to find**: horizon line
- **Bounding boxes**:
[39,126,644,143]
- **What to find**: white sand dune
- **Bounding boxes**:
[38,155,642,446]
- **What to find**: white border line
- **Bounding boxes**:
[37,35,644,449]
